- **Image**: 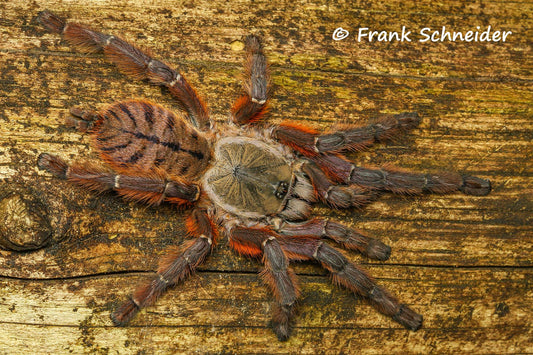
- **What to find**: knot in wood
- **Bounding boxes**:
[0,192,52,251]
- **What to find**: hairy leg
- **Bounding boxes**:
[271,113,490,196]
[231,35,269,125]
[313,154,491,196]
[66,107,99,132]
[301,160,379,209]
[230,226,299,341]
[37,153,199,205]
[37,10,212,131]
[112,208,217,325]
[272,112,420,155]
[275,218,391,261]
[276,236,423,331]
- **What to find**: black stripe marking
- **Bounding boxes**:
[141,102,154,126]
[96,134,119,142]
[100,142,131,152]
[120,129,204,160]
[165,111,176,131]
[107,109,122,124]
[118,103,137,128]
[126,151,144,164]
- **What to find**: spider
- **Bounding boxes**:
[36,10,491,341]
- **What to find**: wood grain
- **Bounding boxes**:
[0,0,531,353]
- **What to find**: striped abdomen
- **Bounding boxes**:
[94,100,211,178]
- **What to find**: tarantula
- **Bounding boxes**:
[36,10,491,341]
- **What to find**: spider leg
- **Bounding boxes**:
[37,153,199,205]
[231,35,269,125]
[313,154,491,196]
[112,208,217,325]
[275,218,391,261]
[272,113,490,196]
[66,106,99,132]
[277,236,423,331]
[301,160,380,209]
[272,112,420,155]
[230,226,299,341]
[37,10,212,131]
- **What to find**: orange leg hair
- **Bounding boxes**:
[111,208,218,325]
[231,35,270,125]
[37,153,199,206]
[230,226,299,341]
[272,112,421,156]
[276,235,423,331]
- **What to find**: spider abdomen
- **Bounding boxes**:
[203,137,293,218]
[94,100,211,178]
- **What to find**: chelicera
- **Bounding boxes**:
[36,10,491,341]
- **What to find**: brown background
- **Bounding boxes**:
[0,0,531,353]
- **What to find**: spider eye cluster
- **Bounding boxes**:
[275,181,289,199]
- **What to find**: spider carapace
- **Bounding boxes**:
[36,10,491,341]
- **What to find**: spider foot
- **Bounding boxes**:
[460,175,491,196]
[389,112,421,132]
[271,303,294,342]
[393,304,423,331]
[363,237,391,261]
[111,298,140,326]
[37,10,66,34]
[37,153,68,179]
[66,106,99,132]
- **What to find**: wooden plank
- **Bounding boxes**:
[2,0,531,78]
[0,267,531,353]
[0,0,531,353]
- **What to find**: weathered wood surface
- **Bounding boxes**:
[0,0,531,353]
